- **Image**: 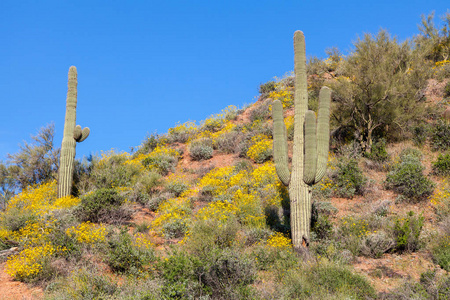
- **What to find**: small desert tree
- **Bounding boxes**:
[330,30,431,153]
[415,11,450,62]
[5,124,59,191]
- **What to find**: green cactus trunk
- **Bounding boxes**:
[273,31,331,249]
[58,66,90,198]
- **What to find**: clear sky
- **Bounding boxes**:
[1,1,449,160]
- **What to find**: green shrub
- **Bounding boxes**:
[385,154,434,201]
[412,123,430,146]
[335,216,370,256]
[89,153,140,190]
[432,153,450,176]
[186,218,240,258]
[400,147,423,160]
[106,230,155,275]
[157,250,204,299]
[259,81,276,95]
[142,152,179,176]
[127,171,161,205]
[360,232,395,258]
[432,235,450,271]
[306,263,376,299]
[147,192,172,212]
[249,99,271,123]
[365,139,389,162]
[202,249,256,299]
[162,219,188,239]
[133,133,160,156]
[216,131,240,154]
[189,138,213,161]
[431,119,450,151]
[164,178,189,198]
[311,214,333,240]
[75,188,130,224]
[331,157,367,198]
[385,270,450,299]
[45,267,119,300]
[391,211,424,253]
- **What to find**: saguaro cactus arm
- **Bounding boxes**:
[303,110,317,185]
[314,86,331,183]
[272,99,291,186]
[74,125,90,142]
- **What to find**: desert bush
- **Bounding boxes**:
[185,218,241,258]
[201,248,256,299]
[360,232,395,258]
[383,270,450,300]
[45,267,119,300]
[244,227,272,246]
[331,157,367,198]
[259,81,276,95]
[157,250,204,299]
[390,211,424,253]
[147,192,172,212]
[127,171,161,205]
[189,138,213,161]
[412,122,430,146]
[431,119,450,151]
[89,152,140,189]
[431,235,450,272]
[133,133,160,157]
[75,188,130,224]
[372,199,392,217]
[141,146,180,176]
[281,262,376,299]
[365,139,389,163]
[107,229,155,275]
[385,154,434,201]
[164,174,190,197]
[335,216,371,256]
[216,131,240,154]
[306,263,377,299]
[311,212,333,241]
[249,99,271,123]
[162,219,189,239]
[400,147,423,160]
[432,153,450,176]
[168,121,198,143]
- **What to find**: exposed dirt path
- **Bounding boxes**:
[0,263,43,300]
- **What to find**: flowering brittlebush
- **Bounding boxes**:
[269,82,294,109]
[247,134,273,163]
[66,222,107,244]
[6,243,66,280]
[266,232,292,249]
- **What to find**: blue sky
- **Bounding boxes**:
[0,1,448,160]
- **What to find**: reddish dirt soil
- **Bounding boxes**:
[0,263,43,300]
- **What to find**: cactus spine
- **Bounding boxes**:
[58,66,90,198]
[272,31,331,249]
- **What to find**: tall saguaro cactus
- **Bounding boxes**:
[58,66,90,198]
[272,31,331,249]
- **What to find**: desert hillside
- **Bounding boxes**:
[0,14,450,300]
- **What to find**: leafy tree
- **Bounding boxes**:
[330,30,431,153]
[1,124,59,195]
